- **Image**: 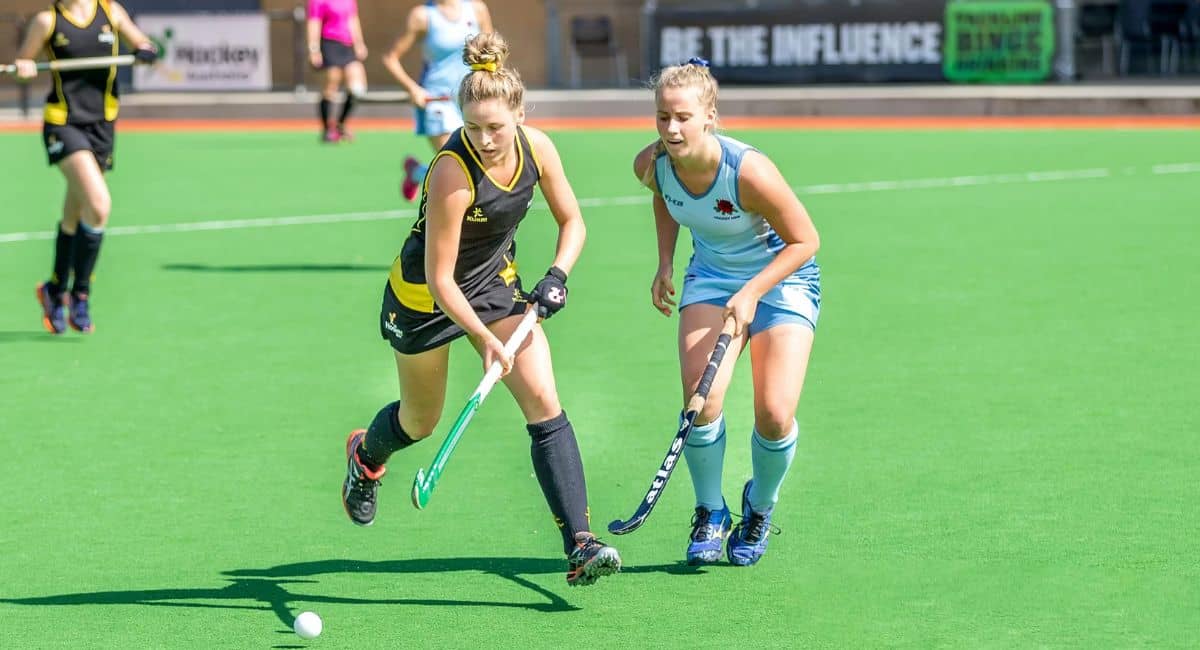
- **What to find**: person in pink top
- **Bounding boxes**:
[307,0,368,143]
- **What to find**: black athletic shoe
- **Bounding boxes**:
[342,429,385,526]
[566,532,622,587]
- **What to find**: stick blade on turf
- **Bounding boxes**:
[411,469,428,510]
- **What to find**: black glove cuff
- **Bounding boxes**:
[546,266,568,284]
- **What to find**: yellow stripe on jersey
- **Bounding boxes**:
[388,258,436,314]
[461,128,524,192]
[101,0,118,120]
[520,126,543,176]
[498,256,518,286]
[44,48,68,125]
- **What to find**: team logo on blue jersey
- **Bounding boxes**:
[715,199,735,215]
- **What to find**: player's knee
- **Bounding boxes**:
[697,399,724,425]
[347,82,367,99]
[84,194,111,227]
[521,393,561,425]
[398,410,439,440]
[753,409,796,441]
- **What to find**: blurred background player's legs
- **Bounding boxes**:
[401,106,456,201]
[319,65,345,143]
[338,61,367,142]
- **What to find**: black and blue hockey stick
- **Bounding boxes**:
[608,317,736,535]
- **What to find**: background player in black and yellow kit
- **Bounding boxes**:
[12,0,156,334]
[340,31,622,587]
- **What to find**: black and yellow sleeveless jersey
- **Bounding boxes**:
[390,126,543,314]
[43,0,120,125]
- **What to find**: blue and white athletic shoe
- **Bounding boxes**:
[686,503,732,565]
[727,481,777,566]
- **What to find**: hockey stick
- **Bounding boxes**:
[1,55,135,75]
[411,307,540,509]
[608,316,737,535]
[355,92,451,105]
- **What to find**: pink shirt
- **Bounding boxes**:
[308,0,358,45]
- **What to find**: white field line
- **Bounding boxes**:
[1,163,1196,245]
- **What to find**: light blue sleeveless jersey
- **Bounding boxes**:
[655,134,821,322]
[420,1,479,98]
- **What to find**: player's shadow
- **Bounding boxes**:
[0,330,86,344]
[0,556,698,629]
[162,262,390,273]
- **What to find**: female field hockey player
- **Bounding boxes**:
[380,0,493,201]
[13,0,157,335]
[632,59,821,566]
[341,32,621,587]
[307,0,369,142]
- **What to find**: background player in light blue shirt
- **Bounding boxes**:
[381,0,492,201]
[632,59,822,567]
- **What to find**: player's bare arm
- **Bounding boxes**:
[735,151,820,301]
[13,11,54,79]
[381,6,429,103]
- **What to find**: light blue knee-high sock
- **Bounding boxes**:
[683,413,727,511]
[748,422,798,513]
[415,163,429,186]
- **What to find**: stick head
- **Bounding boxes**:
[411,469,429,510]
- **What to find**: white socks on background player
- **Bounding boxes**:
[684,412,800,514]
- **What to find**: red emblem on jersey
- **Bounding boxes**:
[715,199,735,215]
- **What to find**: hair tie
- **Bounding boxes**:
[686,57,710,68]
[470,62,498,72]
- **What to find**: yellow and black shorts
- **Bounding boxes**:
[379,274,529,355]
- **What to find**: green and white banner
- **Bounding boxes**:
[943,1,1056,82]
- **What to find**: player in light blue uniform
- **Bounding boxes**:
[381,0,492,200]
[633,59,821,567]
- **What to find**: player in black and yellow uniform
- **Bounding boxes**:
[12,0,156,334]
[340,32,622,587]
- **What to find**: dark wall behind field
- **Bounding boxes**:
[2,1,662,89]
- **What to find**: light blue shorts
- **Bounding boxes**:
[680,273,820,336]
[414,98,463,137]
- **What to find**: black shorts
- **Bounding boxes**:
[380,275,529,355]
[43,121,114,171]
[320,38,357,69]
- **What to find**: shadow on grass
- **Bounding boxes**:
[0,330,86,344]
[162,263,389,273]
[0,556,702,629]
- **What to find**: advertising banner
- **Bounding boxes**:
[132,13,272,91]
[649,1,949,83]
[943,1,1056,82]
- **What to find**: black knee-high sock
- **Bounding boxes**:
[319,98,332,128]
[70,222,103,297]
[528,411,591,554]
[338,95,356,126]
[47,223,74,295]
[359,401,416,469]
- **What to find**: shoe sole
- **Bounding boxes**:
[686,549,724,565]
[35,284,64,335]
[342,429,375,527]
[568,547,622,587]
